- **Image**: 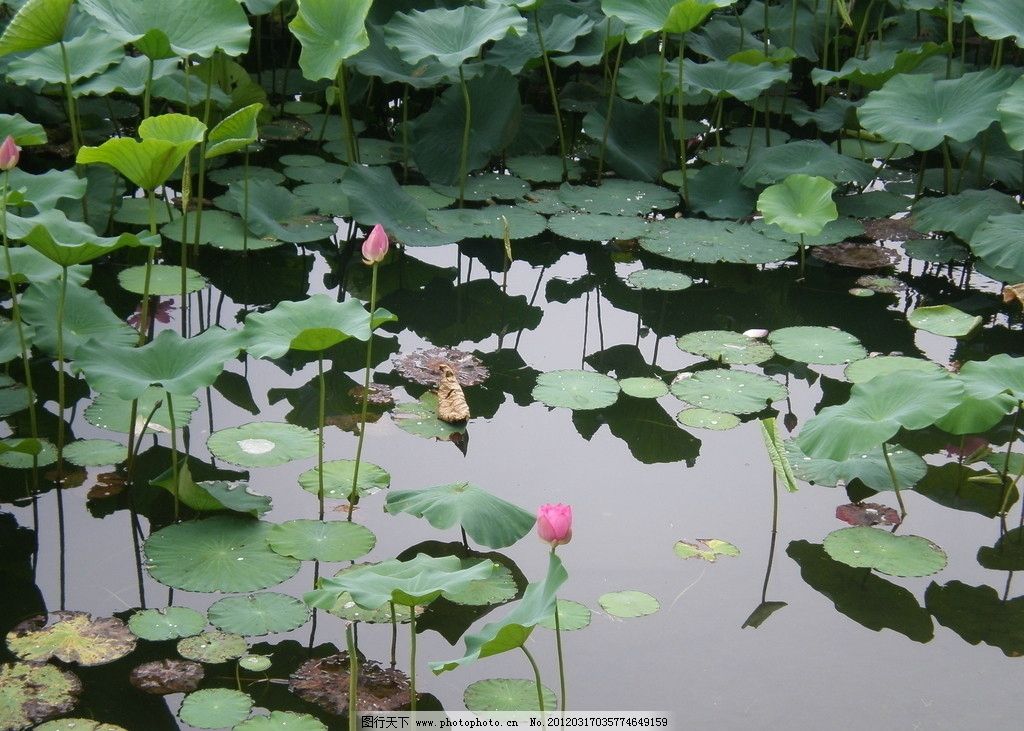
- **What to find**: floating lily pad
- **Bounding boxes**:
[6,612,135,666]
[670,369,787,414]
[548,212,648,242]
[128,607,206,641]
[533,369,621,410]
[844,356,943,384]
[144,517,300,593]
[129,659,204,695]
[161,209,286,252]
[207,593,310,637]
[178,688,253,729]
[402,185,456,210]
[207,422,318,468]
[537,599,592,631]
[176,631,248,664]
[0,662,82,730]
[0,438,55,469]
[428,205,546,241]
[267,520,376,562]
[237,654,272,672]
[769,326,867,365]
[432,173,530,202]
[908,305,982,338]
[641,218,797,264]
[298,460,390,501]
[676,330,775,365]
[558,180,678,215]
[823,526,947,577]
[625,269,693,291]
[676,408,741,430]
[118,264,205,296]
[62,439,128,467]
[393,393,468,440]
[507,155,582,183]
[674,539,741,562]
[598,590,660,618]
[209,166,285,186]
[234,712,327,731]
[618,377,669,399]
[977,527,1024,571]
[35,720,126,731]
[463,678,556,712]
[288,655,410,714]
[442,560,518,607]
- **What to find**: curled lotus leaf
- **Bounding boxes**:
[289,654,410,714]
[129,659,204,695]
[5,611,135,666]
[0,662,82,731]
[674,538,741,562]
[393,347,490,387]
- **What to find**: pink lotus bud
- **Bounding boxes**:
[362,223,389,265]
[537,503,572,547]
[0,135,20,171]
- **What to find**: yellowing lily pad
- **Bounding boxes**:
[674,538,741,562]
[5,612,135,666]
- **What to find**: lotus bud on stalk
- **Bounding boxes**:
[0,136,20,171]
[537,503,572,548]
[362,223,389,265]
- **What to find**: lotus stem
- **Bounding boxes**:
[56,265,68,467]
[882,441,908,521]
[535,9,568,180]
[676,36,689,204]
[136,189,157,344]
[336,62,359,164]
[409,610,418,712]
[551,550,566,711]
[597,38,625,185]
[191,65,215,259]
[143,57,154,119]
[945,0,954,78]
[853,0,878,61]
[457,65,472,207]
[389,601,397,668]
[997,404,1022,523]
[798,233,806,278]
[657,31,668,162]
[317,351,326,521]
[179,155,191,336]
[401,85,410,183]
[346,623,359,731]
[58,41,81,155]
[941,137,954,194]
[521,644,547,716]
[348,261,378,521]
[761,472,780,603]
[243,147,250,253]
[167,391,179,521]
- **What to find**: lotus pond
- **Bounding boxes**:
[2,0,1024,729]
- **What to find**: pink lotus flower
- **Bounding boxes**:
[537,503,572,547]
[362,223,389,265]
[0,135,20,171]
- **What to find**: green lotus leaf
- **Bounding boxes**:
[581,97,666,182]
[506,154,582,183]
[0,438,56,469]
[283,162,346,184]
[0,662,81,731]
[6,611,135,666]
[118,264,205,296]
[176,630,248,663]
[0,0,73,57]
[5,28,123,85]
[442,559,519,607]
[428,206,546,242]
[549,212,648,242]
[537,599,592,631]
[194,481,272,517]
[160,209,285,252]
[432,173,530,202]
[618,377,670,399]
[768,326,866,365]
[935,354,1024,434]
[823,526,947,577]
[318,563,420,624]
[205,103,262,159]
[6,168,86,214]
[35,720,126,731]
[558,180,679,215]
[532,369,621,410]
[670,369,787,414]
[306,553,498,609]
[144,516,301,592]
[858,69,1017,151]
[128,606,206,641]
[625,269,692,292]
[402,185,456,210]
[908,305,982,338]
[292,182,350,217]
[618,54,674,103]
[754,216,864,247]
[968,213,1024,282]
[0,375,31,416]
[21,279,136,359]
[178,688,253,729]
[757,174,838,237]
[759,416,799,492]
[393,392,469,440]
[206,422,318,468]
[685,59,789,100]
[84,387,201,436]
[998,76,1024,150]
[676,407,740,430]
[796,370,964,460]
[687,164,756,218]
[598,590,660,618]
[676,330,774,364]
[289,0,372,81]
[385,482,535,550]
[4,209,157,267]
[298,460,390,501]
[267,520,376,562]
[62,439,128,467]
[674,538,740,562]
[216,179,337,243]
[243,294,378,357]
[77,0,251,59]
[602,0,735,42]
[463,678,556,712]
[383,3,527,68]
[234,712,327,731]
[74,327,243,399]
[963,0,1024,47]
[784,440,928,490]
[977,526,1024,571]
[206,593,310,636]
[810,41,949,90]
[641,218,797,264]
[741,140,874,187]
[339,165,449,247]
[845,356,944,383]
[350,23,453,89]
[912,189,1020,242]
[431,552,567,673]
[237,654,271,672]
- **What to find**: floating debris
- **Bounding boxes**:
[812,242,900,269]
[436,364,470,423]
[394,347,489,387]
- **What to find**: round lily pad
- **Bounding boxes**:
[209,166,285,186]
[207,593,310,637]
[118,264,205,296]
[845,356,943,384]
[548,212,648,242]
[428,206,546,241]
[848,287,874,297]
[298,460,390,500]
[0,662,82,730]
[234,711,327,730]
[823,526,947,577]
[768,326,867,365]
[238,654,272,672]
[538,599,592,631]
[598,590,660,618]
[618,377,669,399]
[558,180,678,215]
[506,154,582,183]
[178,688,253,729]
[433,173,530,201]
[641,217,798,265]
[128,607,206,641]
[63,439,128,467]
[144,516,301,593]
[177,631,248,663]
[676,408,741,430]
[670,370,787,414]
[6,612,135,666]
[36,720,127,731]
[463,678,557,712]
[401,184,455,210]
[625,269,693,291]
[903,238,968,264]
[0,437,56,468]
[441,560,518,606]
[85,387,200,436]
[532,370,621,410]
[908,305,982,338]
[676,330,775,365]
[207,422,318,468]
[267,520,376,562]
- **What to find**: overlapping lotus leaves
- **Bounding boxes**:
[85,387,200,435]
[676,330,774,364]
[676,407,740,430]
[207,422,317,468]
[754,216,863,247]
[685,59,789,100]
[0,661,81,731]
[963,0,1024,47]
[768,326,866,365]
[21,280,136,359]
[177,630,247,663]
[858,69,1017,150]
[0,113,46,145]
[178,688,253,729]
[383,3,526,68]
[350,24,454,89]
[5,28,122,85]
[6,612,135,666]
[207,593,310,636]
[559,180,679,215]
[243,294,382,357]
[911,189,1019,242]
[687,164,756,218]
[4,209,157,267]
[641,218,797,264]
[997,76,1024,151]
[670,369,786,414]
[77,0,251,59]
[161,209,284,252]
[288,0,372,81]
[431,552,566,673]
[602,0,736,42]
[393,393,469,440]
[144,516,300,592]
[267,519,376,562]
[741,140,873,187]
[0,437,55,469]
[234,712,328,731]
[935,354,1024,434]
[217,180,337,243]
[823,527,947,577]
[796,370,964,460]
[507,154,582,183]
[464,678,557,712]
[385,482,535,549]
[810,41,948,89]
[306,553,498,610]
[298,460,390,500]
[598,590,660,618]
[442,560,519,607]
[433,173,530,202]
[532,369,621,410]
[757,174,837,237]
[968,213,1024,282]
[339,165,449,246]
[128,606,205,641]
[6,168,86,214]
[908,305,981,338]
[784,440,928,491]
[844,355,943,383]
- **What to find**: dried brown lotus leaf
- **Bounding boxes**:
[129,659,204,695]
[289,654,410,714]
[1003,283,1024,306]
[436,365,470,423]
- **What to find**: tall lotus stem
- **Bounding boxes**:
[657,30,668,162]
[535,9,568,180]
[58,42,81,155]
[552,552,567,711]
[166,391,180,521]
[336,62,359,164]
[409,610,418,712]
[136,189,158,343]
[998,404,1022,524]
[242,146,250,252]
[596,37,625,184]
[55,265,68,466]
[348,261,379,521]
[457,65,472,207]
[882,442,908,521]
[317,352,326,521]
[346,622,359,731]
[521,645,547,715]
[191,64,215,258]
[179,155,191,336]
[143,57,155,119]
[676,36,690,204]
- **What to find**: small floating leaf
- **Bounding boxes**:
[538,599,592,631]
[118,264,205,296]
[618,377,669,399]
[207,593,310,637]
[676,330,774,365]
[267,520,376,562]
[62,439,128,467]
[823,526,947,577]
[532,369,621,410]
[673,539,740,562]
[908,305,982,338]
[237,655,272,673]
[207,422,318,468]
[176,631,248,664]
[128,607,205,641]
[464,678,557,712]
[625,268,693,291]
[598,590,659,618]
[298,460,390,500]
[676,407,740,430]
[178,688,253,729]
